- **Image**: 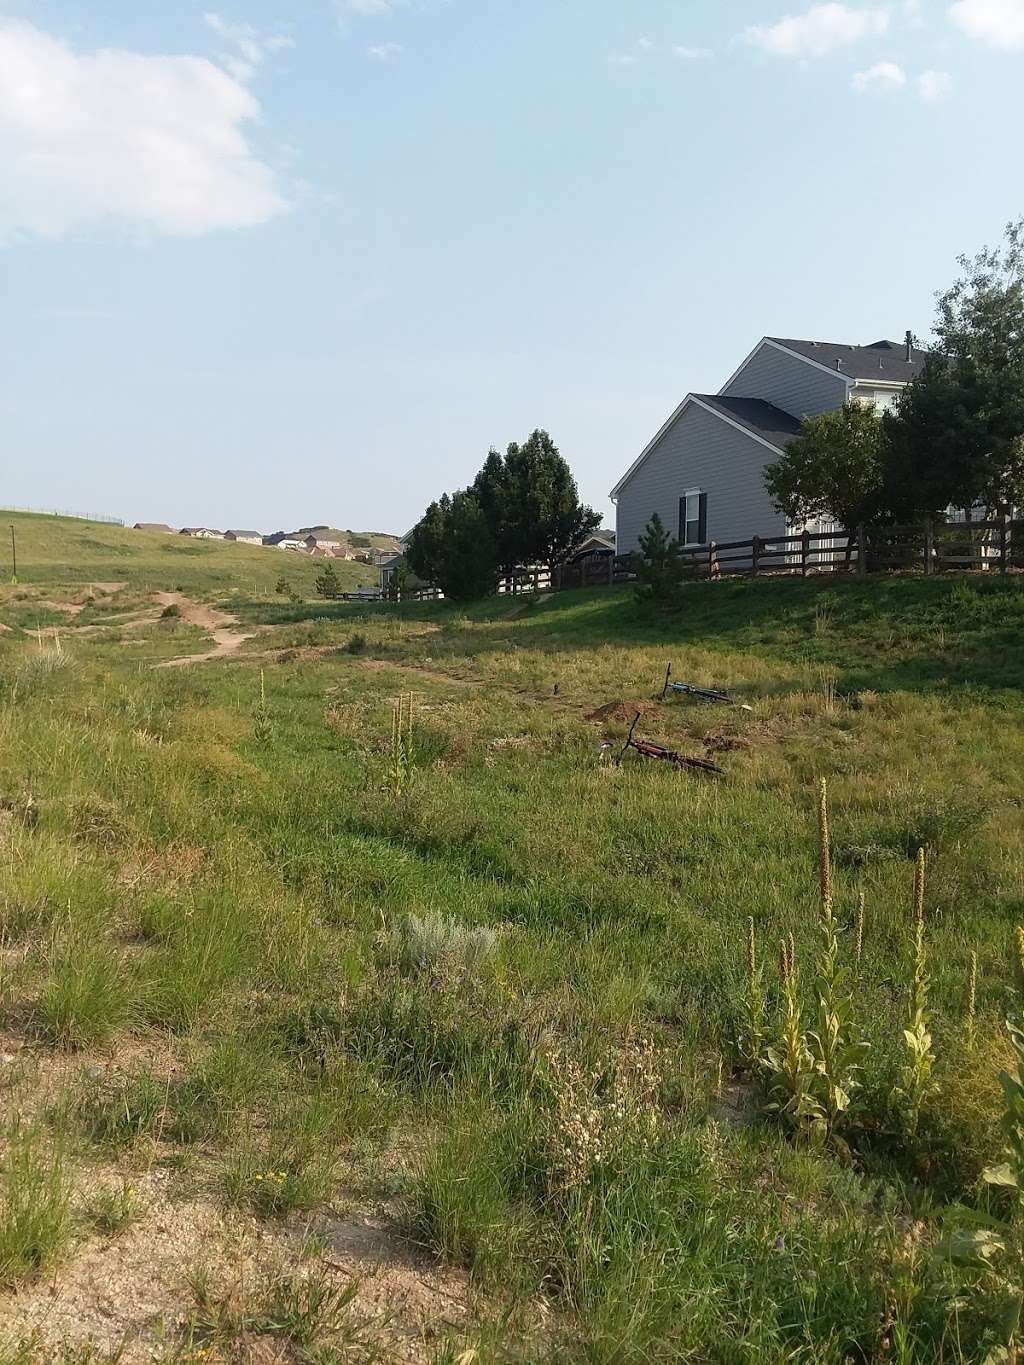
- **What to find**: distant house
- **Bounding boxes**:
[304,535,342,552]
[274,538,309,553]
[569,530,616,563]
[225,530,264,545]
[611,334,927,557]
[179,527,224,540]
[133,522,175,534]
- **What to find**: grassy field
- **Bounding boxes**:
[3,519,1024,1362]
[0,510,378,595]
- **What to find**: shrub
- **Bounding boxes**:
[382,910,498,980]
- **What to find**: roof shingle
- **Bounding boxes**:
[693,394,802,450]
[768,337,927,384]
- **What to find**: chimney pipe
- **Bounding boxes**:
[905,330,914,363]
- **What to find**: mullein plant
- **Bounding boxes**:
[807,780,866,1145]
[894,848,937,1136]
[389,694,416,799]
[944,929,1024,1362]
[253,670,273,745]
[764,935,823,1137]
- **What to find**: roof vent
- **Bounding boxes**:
[905,329,914,362]
[836,358,843,371]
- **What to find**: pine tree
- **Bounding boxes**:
[634,513,684,607]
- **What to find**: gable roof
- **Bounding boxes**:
[610,392,799,499]
[768,337,928,384]
[226,530,262,539]
[692,394,802,449]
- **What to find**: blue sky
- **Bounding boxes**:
[1,0,1021,533]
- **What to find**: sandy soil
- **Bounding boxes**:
[0,1038,470,1362]
[151,594,257,668]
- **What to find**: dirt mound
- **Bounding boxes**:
[585,699,659,725]
[703,721,781,755]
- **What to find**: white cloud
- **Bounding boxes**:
[204,12,293,81]
[742,3,891,57]
[342,0,407,16]
[673,44,714,59]
[917,67,954,96]
[949,0,1024,48]
[851,58,907,88]
[368,40,403,59]
[0,18,287,241]
[608,52,639,65]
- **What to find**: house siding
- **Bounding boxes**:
[723,343,848,419]
[614,402,787,556]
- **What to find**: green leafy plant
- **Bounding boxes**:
[764,936,823,1138]
[807,780,866,1144]
[942,933,1024,1360]
[388,693,416,799]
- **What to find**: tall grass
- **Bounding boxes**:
[0,1123,70,1284]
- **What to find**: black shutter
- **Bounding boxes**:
[678,497,686,543]
[698,492,708,545]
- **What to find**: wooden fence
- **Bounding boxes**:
[669,516,1024,580]
[390,516,1024,601]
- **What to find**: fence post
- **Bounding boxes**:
[924,522,934,576]
[801,529,811,578]
[751,535,761,577]
[1001,515,1010,574]
[857,525,867,579]
[553,563,561,592]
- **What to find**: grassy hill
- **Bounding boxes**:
[2,537,1024,1361]
[0,511,378,595]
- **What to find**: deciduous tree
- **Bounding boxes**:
[764,402,886,532]
[885,220,1024,517]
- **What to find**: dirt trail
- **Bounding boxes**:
[151,592,257,668]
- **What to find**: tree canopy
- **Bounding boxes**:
[885,219,1024,517]
[764,402,887,530]
[405,431,599,600]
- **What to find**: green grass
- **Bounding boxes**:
[0,509,377,595]
[0,1123,70,1285]
[4,513,1024,1356]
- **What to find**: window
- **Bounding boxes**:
[679,491,707,545]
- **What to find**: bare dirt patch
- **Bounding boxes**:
[151,594,257,668]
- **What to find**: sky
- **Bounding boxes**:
[1,0,1022,535]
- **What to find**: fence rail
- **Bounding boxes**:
[1,504,125,527]
[390,516,1024,602]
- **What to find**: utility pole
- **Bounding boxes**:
[9,525,16,584]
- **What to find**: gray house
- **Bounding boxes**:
[611,334,927,555]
